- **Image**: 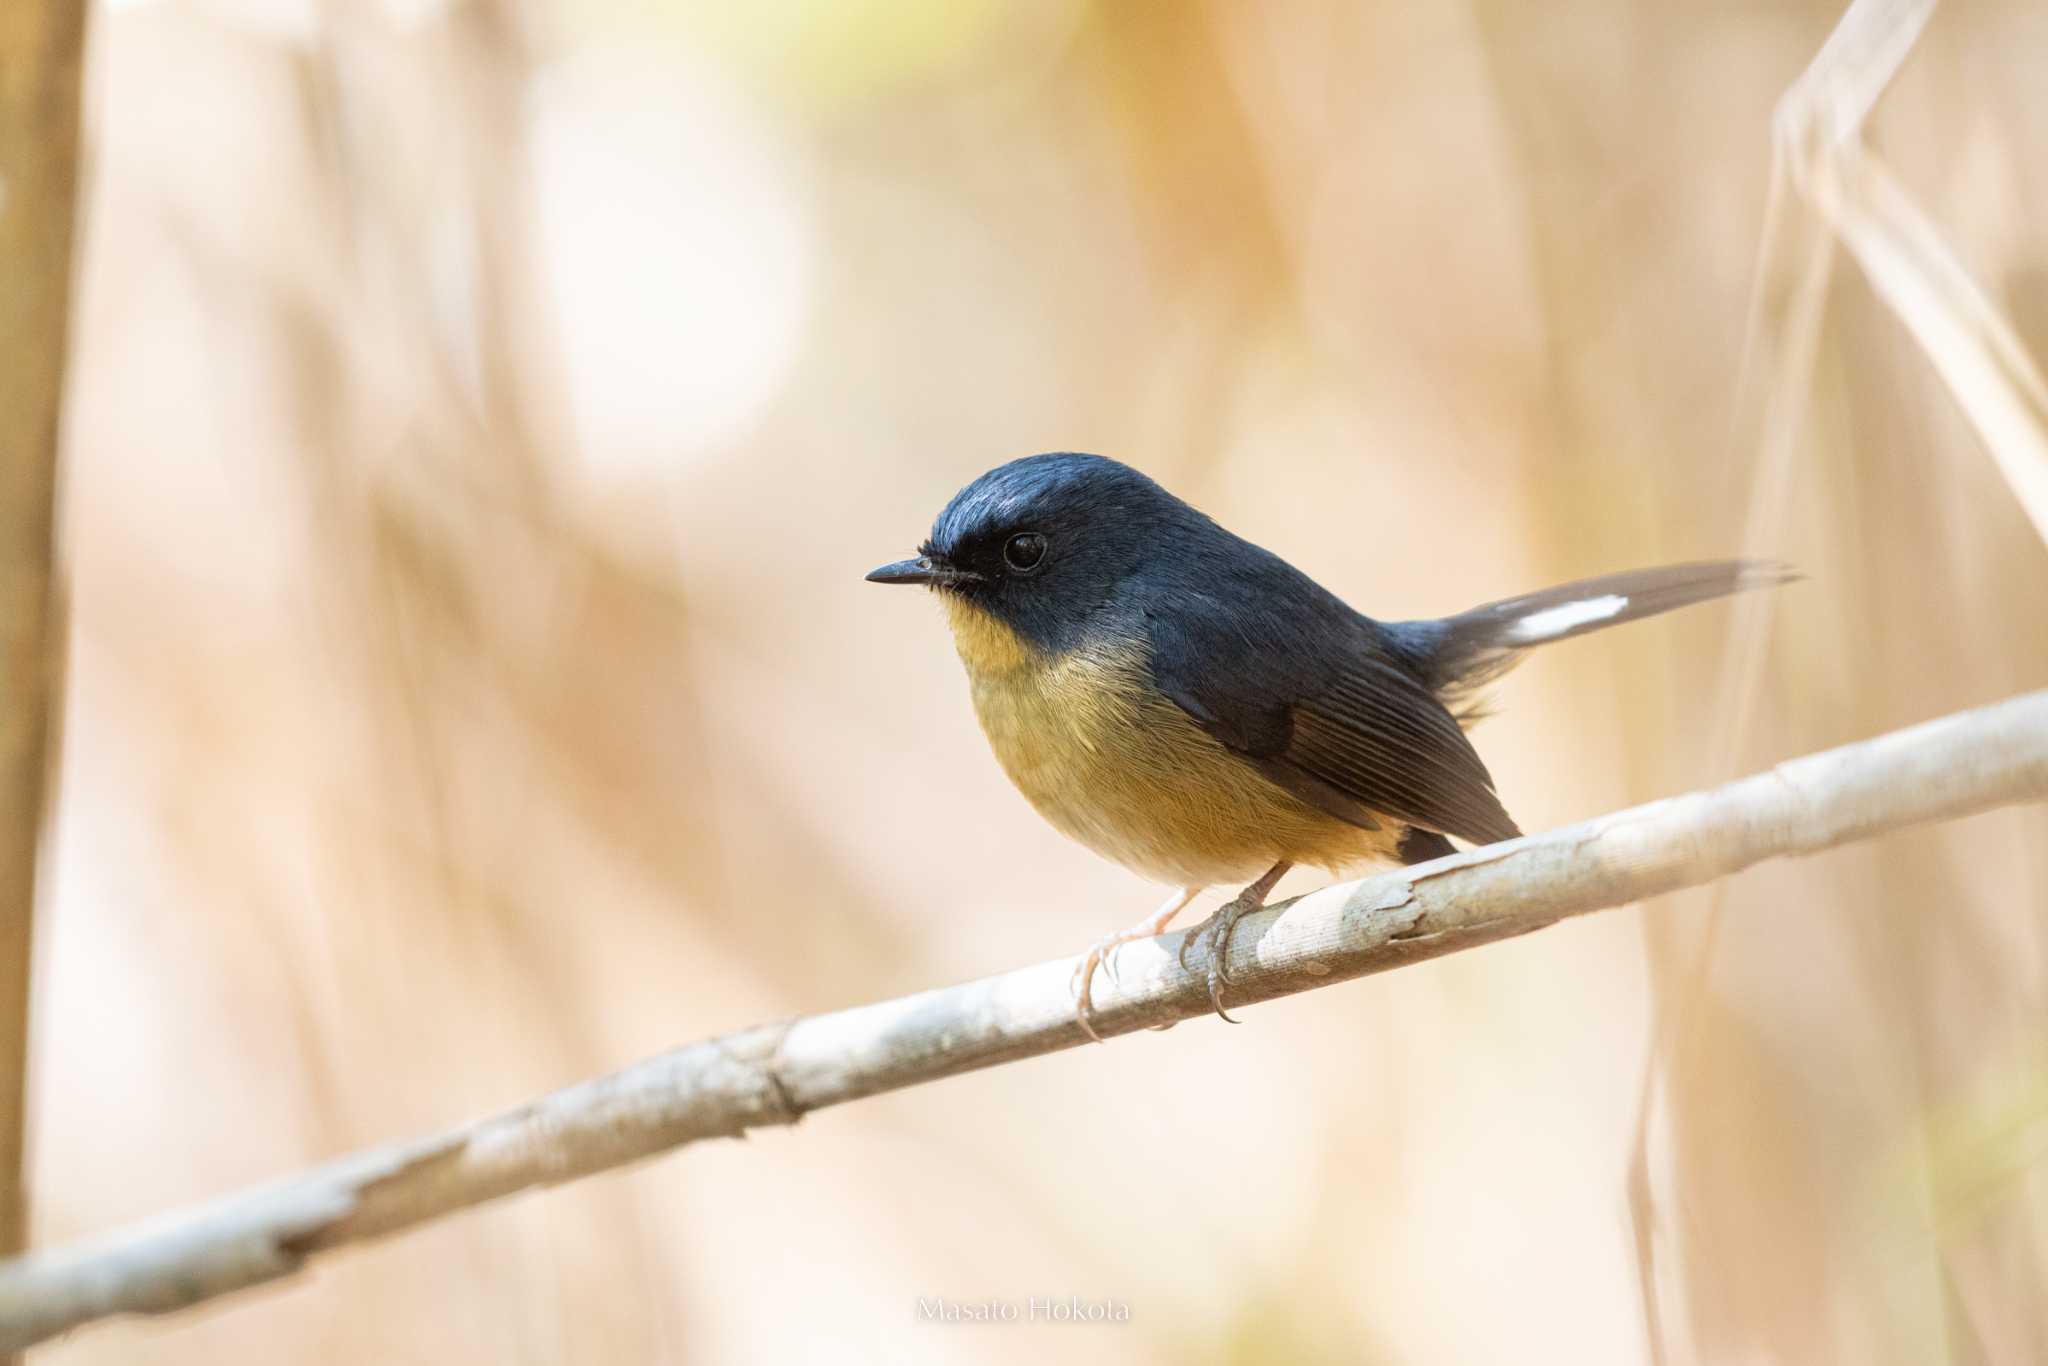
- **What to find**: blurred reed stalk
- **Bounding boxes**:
[1627,1,2048,1353]
[0,690,2042,1352]
[0,0,87,1336]
[1776,0,2048,541]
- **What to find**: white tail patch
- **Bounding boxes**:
[1510,593,1628,643]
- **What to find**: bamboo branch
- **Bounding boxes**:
[4,691,2046,1350]
[0,0,88,1341]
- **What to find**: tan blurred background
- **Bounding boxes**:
[31,0,2048,1361]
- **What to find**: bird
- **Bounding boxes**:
[866,453,1793,1039]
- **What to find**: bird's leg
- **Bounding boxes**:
[1182,860,1292,1024]
[1070,886,1202,1043]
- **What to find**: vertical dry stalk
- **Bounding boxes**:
[1777,0,2048,546]
[0,0,88,1312]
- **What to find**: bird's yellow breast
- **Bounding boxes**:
[941,596,1394,887]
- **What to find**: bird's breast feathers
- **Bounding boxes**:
[940,596,1395,885]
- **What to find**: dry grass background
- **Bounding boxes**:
[31,0,2048,1361]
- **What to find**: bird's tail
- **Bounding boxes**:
[1390,559,1798,711]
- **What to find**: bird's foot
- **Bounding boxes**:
[1070,887,1201,1043]
[1180,861,1292,1024]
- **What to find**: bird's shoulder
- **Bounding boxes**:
[1130,536,1378,746]
[1130,540,1520,847]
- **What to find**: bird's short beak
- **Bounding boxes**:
[865,557,938,585]
[865,556,977,587]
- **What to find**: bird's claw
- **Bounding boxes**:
[1199,903,1246,1024]
[1189,862,1290,1023]
[1070,956,1105,1043]
[1070,932,1131,1043]
[1067,887,1207,1044]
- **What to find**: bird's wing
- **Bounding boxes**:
[1142,574,1521,848]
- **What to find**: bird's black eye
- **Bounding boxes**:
[1002,532,1047,573]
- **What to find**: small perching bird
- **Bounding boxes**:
[868,453,1793,1038]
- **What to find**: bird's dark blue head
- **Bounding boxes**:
[866,453,1200,654]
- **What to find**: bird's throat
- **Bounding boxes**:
[941,594,1040,677]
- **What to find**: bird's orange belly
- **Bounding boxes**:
[943,598,1395,887]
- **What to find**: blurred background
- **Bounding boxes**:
[32,0,2048,1361]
